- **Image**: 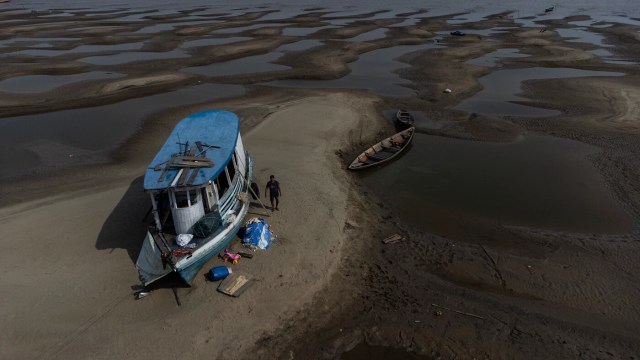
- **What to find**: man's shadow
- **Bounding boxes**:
[96,176,149,263]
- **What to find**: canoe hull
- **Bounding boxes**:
[348,127,414,170]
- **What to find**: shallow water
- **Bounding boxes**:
[182,51,289,77]
[466,48,528,67]
[282,26,332,36]
[181,39,322,77]
[0,71,124,93]
[265,43,440,97]
[0,84,245,179]
[211,22,289,34]
[180,36,251,48]
[349,27,388,42]
[360,133,632,233]
[133,19,219,34]
[556,27,611,46]
[457,67,623,117]
[278,39,323,52]
[79,49,190,65]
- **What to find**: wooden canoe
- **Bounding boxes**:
[348,127,415,170]
[396,109,415,126]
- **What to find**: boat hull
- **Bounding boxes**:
[348,127,414,170]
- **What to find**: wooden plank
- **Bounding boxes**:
[176,155,212,162]
[382,234,405,244]
[195,141,205,154]
[217,273,254,297]
[186,168,199,185]
[177,165,190,186]
[171,160,214,168]
[158,157,174,182]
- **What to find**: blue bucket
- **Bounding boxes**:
[210,266,232,281]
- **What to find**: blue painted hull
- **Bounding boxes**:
[176,152,254,285]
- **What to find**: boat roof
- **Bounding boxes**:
[144,110,240,191]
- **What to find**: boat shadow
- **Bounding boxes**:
[96,176,150,264]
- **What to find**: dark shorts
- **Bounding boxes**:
[270,194,279,201]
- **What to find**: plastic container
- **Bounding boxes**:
[210,266,232,281]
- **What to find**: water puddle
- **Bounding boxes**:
[3,49,70,57]
[211,22,289,34]
[255,8,305,21]
[265,43,440,97]
[182,51,289,77]
[556,27,610,46]
[341,342,432,360]
[457,67,622,117]
[180,36,252,48]
[2,42,146,57]
[0,83,245,180]
[0,37,80,46]
[360,133,632,233]
[133,20,220,34]
[282,25,333,36]
[133,23,177,34]
[350,28,388,41]
[181,39,323,77]
[278,39,323,52]
[589,15,640,26]
[466,48,528,67]
[79,49,190,65]
[388,18,420,28]
[0,71,125,93]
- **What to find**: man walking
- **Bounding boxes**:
[265,175,282,211]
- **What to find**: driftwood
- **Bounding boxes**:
[431,303,486,320]
[382,234,405,244]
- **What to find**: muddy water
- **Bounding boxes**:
[0,71,124,93]
[0,84,245,180]
[457,67,623,117]
[360,133,633,234]
[266,43,440,97]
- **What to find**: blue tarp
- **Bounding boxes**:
[242,219,272,250]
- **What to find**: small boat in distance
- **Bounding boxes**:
[450,30,465,36]
[136,110,253,286]
[396,109,415,126]
[545,6,554,12]
[348,127,415,170]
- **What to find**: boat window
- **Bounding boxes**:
[213,156,238,201]
[215,169,230,198]
[227,155,236,181]
[174,189,199,208]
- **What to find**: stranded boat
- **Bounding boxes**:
[136,110,253,286]
[396,109,415,126]
[348,127,415,170]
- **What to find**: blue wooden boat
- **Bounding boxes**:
[136,110,253,286]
